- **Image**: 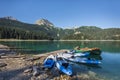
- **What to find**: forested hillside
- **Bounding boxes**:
[0,17,120,40]
[0,18,58,40]
[62,26,120,40]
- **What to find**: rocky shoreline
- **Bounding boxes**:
[0,44,106,80]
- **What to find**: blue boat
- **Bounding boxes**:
[55,56,73,76]
[65,57,101,65]
[73,52,90,57]
[43,55,55,69]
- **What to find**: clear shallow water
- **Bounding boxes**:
[0,41,120,80]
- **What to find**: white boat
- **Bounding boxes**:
[55,56,73,76]
[57,52,89,59]
[65,57,101,64]
[74,52,90,57]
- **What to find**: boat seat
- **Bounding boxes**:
[62,63,69,68]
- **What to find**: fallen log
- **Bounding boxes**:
[26,57,41,61]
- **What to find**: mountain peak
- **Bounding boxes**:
[35,18,54,26]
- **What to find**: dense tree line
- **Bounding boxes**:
[76,26,120,40]
[60,26,120,40]
[0,18,120,40]
[0,27,51,39]
[0,18,56,40]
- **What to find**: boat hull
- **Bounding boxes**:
[43,55,55,69]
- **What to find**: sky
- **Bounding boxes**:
[0,0,120,29]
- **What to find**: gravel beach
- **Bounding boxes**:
[0,44,106,80]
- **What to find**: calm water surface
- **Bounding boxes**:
[0,41,120,80]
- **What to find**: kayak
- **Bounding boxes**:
[75,48,101,55]
[57,51,89,58]
[57,53,73,58]
[55,56,73,76]
[65,57,101,65]
[43,55,55,69]
[73,52,90,57]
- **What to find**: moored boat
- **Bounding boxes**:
[55,56,73,76]
[73,52,90,57]
[43,55,55,69]
[57,51,89,58]
[74,47,102,55]
[65,57,101,65]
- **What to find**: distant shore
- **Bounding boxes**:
[0,39,120,41]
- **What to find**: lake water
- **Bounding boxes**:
[0,41,120,80]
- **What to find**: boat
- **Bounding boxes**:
[55,56,73,76]
[74,47,102,55]
[64,56,101,65]
[43,55,55,69]
[73,52,90,57]
[58,53,73,58]
[57,51,89,58]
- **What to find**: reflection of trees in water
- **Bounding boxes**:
[92,41,120,53]
[59,41,120,53]
[0,41,120,53]
[86,55,102,60]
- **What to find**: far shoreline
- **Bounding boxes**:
[0,39,120,41]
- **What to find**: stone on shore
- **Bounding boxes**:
[0,44,9,49]
[0,49,105,80]
[0,63,7,67]
[24,68,32,73]
[0,44,10,54]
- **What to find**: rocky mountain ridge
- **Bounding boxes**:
[35,18,54,27]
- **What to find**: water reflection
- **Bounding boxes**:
[0,41,120,53]
[86,55,102,60]
[77,63,102,69]
[0,41,120,80]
